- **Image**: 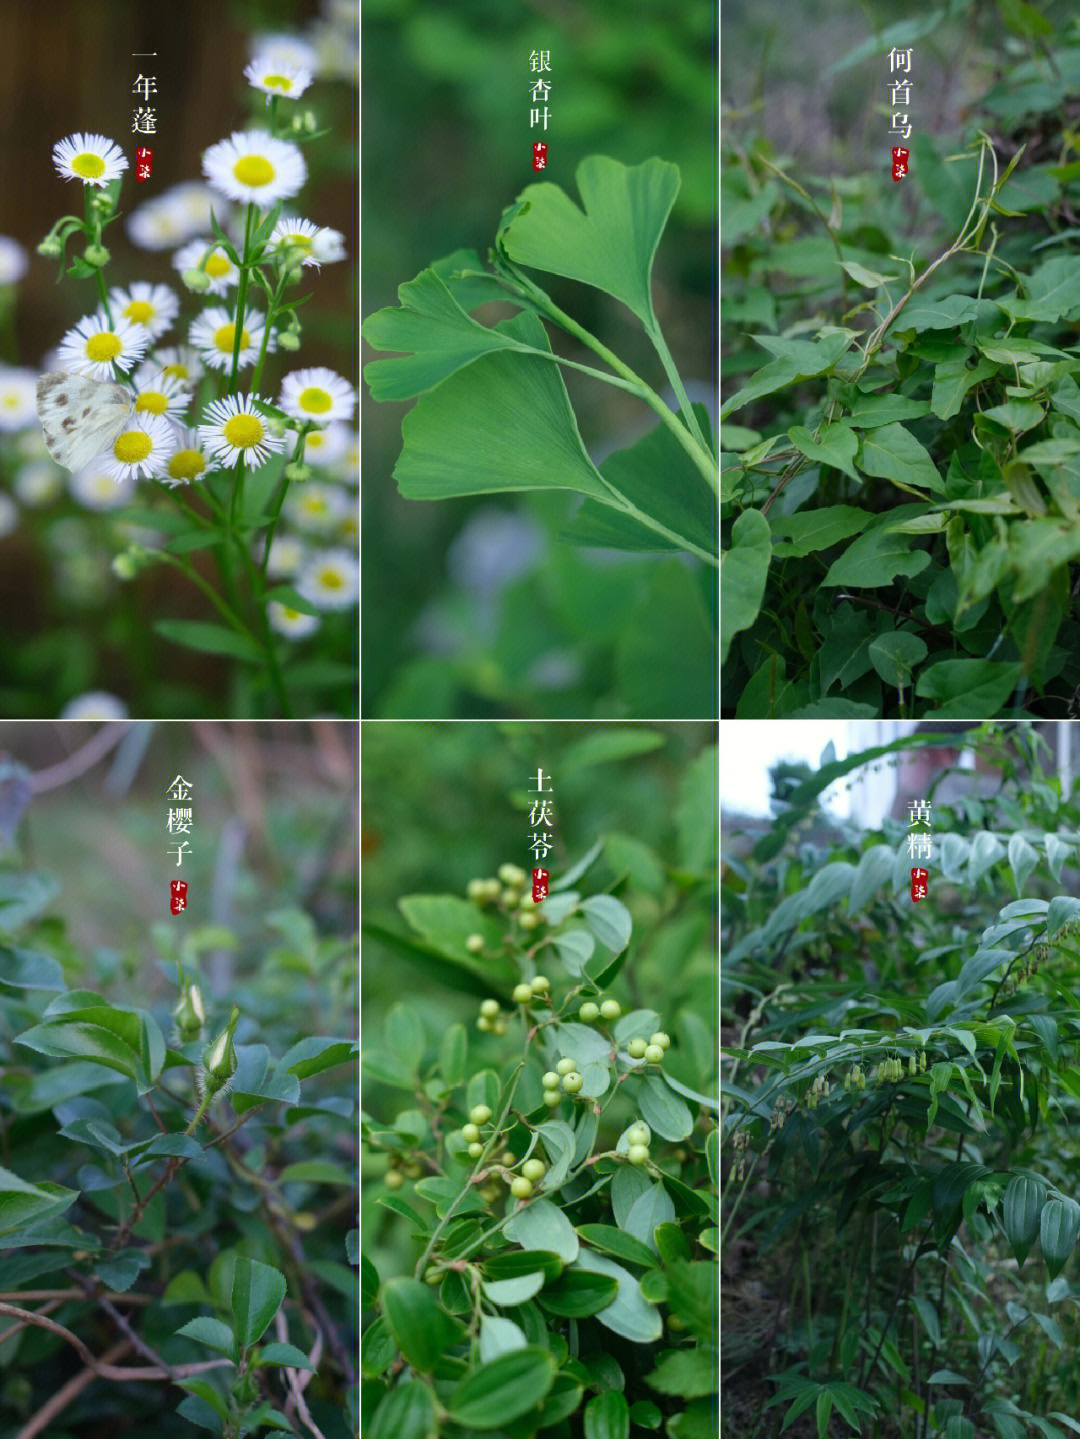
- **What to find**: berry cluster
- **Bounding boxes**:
[626,1030,671,1066]
[579,997,621,1022]
[542,1056,583,1105]
[466,863,546,931]
[625,1121,652,1167]
[460,1103,493,1159]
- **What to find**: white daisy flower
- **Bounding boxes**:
[198,394,284,469]
[14,462,64,507]
[309,19,359,86]
[127,182,222,251]
[153,345,205,386]
[0,237,28,285]
[0,367,40,429]
[60,690,128,720]
[131,365,191,422]
[56,312,149,378]
[279,367,356,425]
[69,462,136,510]
[202,131,306,207]
[109,282,180,339]
[52,133,128,188]
[0,492,17,538]
[269,216,345,269]
[189,305,270,372]
[296,547,358,610]
[251,32,319,74]
[335,430,359,485]
[160,428,211,487]
[96,412,178,484]
[268,601,320,638]
[336,512,358,548]
[284,480,351,531]
[262,533,307,577]
[244,57,313,101]
[173,238,239,295]
[302,421,350,467]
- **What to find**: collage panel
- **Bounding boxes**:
[0,2,358,721]
[0,719,359,1435]
[362,0,719,719]
[722,719,1080,1433]
[360,721,719,1432]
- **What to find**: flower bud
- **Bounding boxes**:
[284,460,312,482]
[201,1004,240,1098]
[278,328,301,351]
[37,235,63,258]
[173,979,206,1042]
[182,267,211,293]
[83,243,110,268]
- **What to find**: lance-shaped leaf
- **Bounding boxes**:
[362,267,536,402]
[721,510,770,663]
[1040,1196,1080,1279]
[1002,1174,1045,1267]
[498,154,680,331]
[393,309,615,507]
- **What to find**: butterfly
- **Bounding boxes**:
[36,370,135,471]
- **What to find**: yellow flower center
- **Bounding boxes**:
[306,431,325,451]
[263,74,293,91]
[284,232,313,253]
[114,429,152,463]
[169,448,207,481]
[281,606,301,620]
[302,496,329,516]
[86,332,123,363]
[223,414,264,449]
[124,300,154,324]
[73,151,106,180]
[232,155,274,188]
[163,363,190,380]
[2,394,18,409]
[317,567,344,590]
[214,323,251,355]
[299,387,332,414]
[136,392,168,415]
[205,253,231,278]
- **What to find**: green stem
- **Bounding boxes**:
[644,317,710,453]
[156,551,257,640]
[231,526,294,717]
[229,205,257,397]
[185,1089,213,1136]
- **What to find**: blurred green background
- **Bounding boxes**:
[362,0,718,718]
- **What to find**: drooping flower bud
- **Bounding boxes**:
[173,978,206,1042]
[201,1004,240,1098]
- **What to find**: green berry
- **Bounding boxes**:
[521,1158,546,1182]
[600,999,621,1020]
[492,1020,507,1036]
[469,1105,492,1125]
[561,1072,583,1094]
[542,1071,560,1089]
[483,879,502,902]
[385,1170,403,1189]
[513,983,533,1004]
[627,1038,648,1059]
[467,1141,483,1158]
[467,879,486,902]
[579,1001,600,1022]
[404,1162,422,1179]
[477,1015,492,1032]
[627,1123,651,1147]
[543,1088,562,1106]
[462,1123,480,1143]
[501,1150,516,1166]
[510,1176,533,1199]
[499,863,526,887]
[644,1044,664,1064]
[556,1058,577,1076]
[627,1143,650,1166]
[501,888,519,908]
[649,1032,671,1050]
[480,999,500,1019]
[530,975,550,994]
[466,934,485,954]
[518,911,540,931]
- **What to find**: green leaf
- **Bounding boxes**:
[577,1223,659,1269]
[888,294,980,333]
[1002,1175,1045,1267]
[581,895,632,954]
[1040,1197,1080,1280]
[844,392,932,427]
[278,1160,353,1187]
[439,1023,467,1088]
[616,560,718,716]
[395,895,517,987]
[448,1347,557,1429]
[177,1378,230,1421]
[177,1316,237,1363]
[1007,833,1040,892]
[646,1347,719,1398]
[385,1003,425,1075]
[393,309,612,505]
[868,630,927,688]
[677,745,717,873]
[381,1276,465,1373]
[788,424,859,481]
[0,1167,78,1237]
[368,1379,437,1439]
[637,1072,694,1141]
[153,620,264,665]
[1007,517,1080,603]
[826,7,948,74]
[565,408,717,558]
[573,1248,663,1342]
[624,1182,677,1252]
[721,509,771,663]
[15,1005,163,1092]
[478,1313,528,1362]
[537,1268,620,1317]
[362,267,535,401]
[0,946,66,991]
[769,505,871,558]
[555,928,596,974]
[1003,255,1080,322]
[231,1258,286,1349]
[857,423,946,495]
[584,1389,631,1439]
[720,334,853,419]
[914,659,1020,718]
[277,1036,358,1079]
[480,1271,546,1306]
[254,1341,316,1372]
[611,1166,653,1229]
[499,154,679,330]
[821,521,932,588]
[95,1249,149,1292]
[665,1259,718,1342]
[505,1197,579,1264]
[537,1120,576,1187]
[931,355,999,421]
